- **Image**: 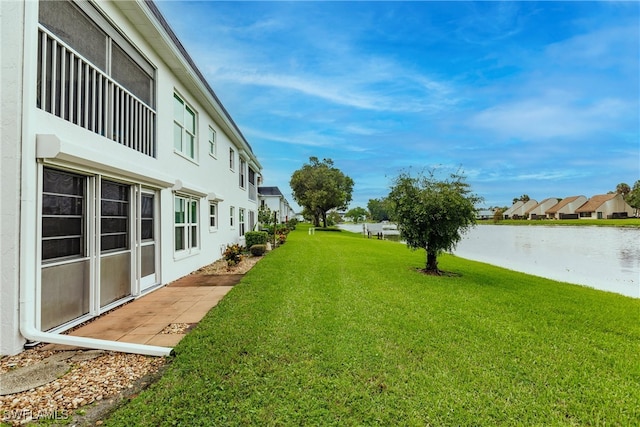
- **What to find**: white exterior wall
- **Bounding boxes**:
[548,196,587,219]
[2,0,262,355]
[503,201,523,219]
[261,195,284,223]
[1,0,26,355]
[513,200,537,218]
[528,198,559,219]
[565,196,588,215]
[601,195,635,218]
[260,194,294,224]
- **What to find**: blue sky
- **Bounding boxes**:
[156,1,639,210]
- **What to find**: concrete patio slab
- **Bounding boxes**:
[41,272,239,352]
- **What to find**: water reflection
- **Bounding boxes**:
[338,223,639,298]
[454,225,639,298]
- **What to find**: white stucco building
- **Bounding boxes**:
[527,198,560,219]
[1,0,262,355]
[258,186,294,224]
[575,194,635,219]
[503,200,538,219]
[545,195,588,219]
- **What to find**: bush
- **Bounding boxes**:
[261,224,289,236]
[223,243,243,265]
[249,244,266,256]
[245,231,268,248]
[277,233,287,245]
[276,224,290,234]
[286,218,298,230]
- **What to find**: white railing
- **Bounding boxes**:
[37,27,156,157]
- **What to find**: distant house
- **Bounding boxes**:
[258,186,294,224]
[575,194,635,219]
[546,195,588,219]
[476,209,495,220]
[527,198,560,220]
[503,201,524,219]
[504,200,538,219]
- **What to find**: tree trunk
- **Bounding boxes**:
[425,249,439,274]
[322,211,327,228]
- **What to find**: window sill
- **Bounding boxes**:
[173,248,200,261]
[208,227,218,233]
[173,149,199,166]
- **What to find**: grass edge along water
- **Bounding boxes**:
[106,224,640,426]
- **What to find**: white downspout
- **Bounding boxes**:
[20,285,173,357]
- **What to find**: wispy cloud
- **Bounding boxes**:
[243,127,337,148]
[210,65,459,114]
[469,96,631,140]
[157,0,639,208]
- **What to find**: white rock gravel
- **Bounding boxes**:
[1,348,166,426]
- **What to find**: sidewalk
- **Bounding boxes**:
[43,274,241,351]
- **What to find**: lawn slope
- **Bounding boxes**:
[106,225,640,426]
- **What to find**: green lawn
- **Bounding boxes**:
[106,224,640,426]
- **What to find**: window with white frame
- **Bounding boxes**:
[208,127,217,157]
[229,148,235,170]
[174,93,197,159]
[239,159,246,188]
[209,202,217,230]
[229,206,235,227]
[174,195,199,252]
[239,208,246,236]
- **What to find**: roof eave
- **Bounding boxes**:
[113,0,262,170]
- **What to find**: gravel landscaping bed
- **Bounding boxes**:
[1,349,166,426]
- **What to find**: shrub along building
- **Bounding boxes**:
[1,0,263,356]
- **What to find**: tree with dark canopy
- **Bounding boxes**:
[388,169,482,274]
[290,157,354,228]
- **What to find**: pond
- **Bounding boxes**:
[340,223,639,298]
[454,225,639,298]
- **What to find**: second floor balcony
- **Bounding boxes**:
[37,26,156,158]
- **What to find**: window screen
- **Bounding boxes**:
[112,42,153,106]
[38,0,107,71]
[42,168,85,260]
[101,180,130,252]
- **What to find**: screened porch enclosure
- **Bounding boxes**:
[37,0,156,157]
[40,168,159,332]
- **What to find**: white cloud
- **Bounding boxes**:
[469,96,631,140]
[243,127,336,148]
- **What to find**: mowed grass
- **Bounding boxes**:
[106,224,640,426]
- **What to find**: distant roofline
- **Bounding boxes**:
[258,186,284,197]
